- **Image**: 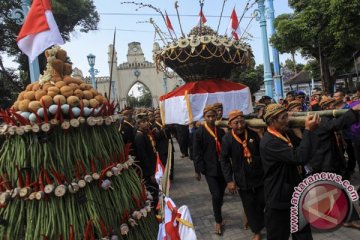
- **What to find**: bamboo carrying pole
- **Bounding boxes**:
[216,109,350,128]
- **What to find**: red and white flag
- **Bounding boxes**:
[155,153,165,185]
[17,0,64,62]
[165,12,175,33]
[228,8,241,40]
[197,9,207,26]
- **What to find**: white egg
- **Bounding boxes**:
[61,104,70,114]
[20,112,31,120]
[37,108,45,118]
[83,107,91,117]
[72,107,81,117]
[29,113,37,122]
[48,105,58,115]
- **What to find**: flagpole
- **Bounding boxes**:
[199,0,205,32]
[216,0,227,34]
[108,28,116,101]
[174,1,185,38]
[9,0,40,83]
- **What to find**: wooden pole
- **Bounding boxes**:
[108,28,116,101]
[216,109,350,128]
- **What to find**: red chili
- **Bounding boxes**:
[25,167,31,186]
[38,169,45,192]
[90,159,96,173]
[79,101,84,117]
[69,224,74,240]
[122,209,129,222]
[99,164,115,181]
[84,219,93,240]
[15,165,24,188]
[78,160,87,176]
[41,99,49,123]
[90,105,98,117]
[99,218,107,237]
[0,176,5,192]
[68,107,74,119]
[43,169,52,185]
[10,110,30,125]
[50,167,63,185]
[132,194,141,208]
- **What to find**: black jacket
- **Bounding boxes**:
[308,109,359,174]
[134,130,156,178]
[260,130,312,209]
[152,123,173,166]
[120,120,135,146]
[193,124,225,176]
[220,128,263,190]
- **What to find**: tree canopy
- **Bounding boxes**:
[0,0,99,102]
[270,0,360,94]
[230,64,269,95]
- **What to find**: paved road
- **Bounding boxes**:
[170,142,360,240]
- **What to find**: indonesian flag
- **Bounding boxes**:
[155,153,165,185]
[228,8,241,40]
[16,0,64,62]
[197,9,207,26]
[165,11,175,33]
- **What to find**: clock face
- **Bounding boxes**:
[132,47,138,52]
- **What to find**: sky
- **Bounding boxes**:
[6,0,303,83]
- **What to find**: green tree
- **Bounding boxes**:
[230,64,267,94]
[270,0,360,94]
[303,59,321,81]
[0,0,99,97]
[284,59,304,74]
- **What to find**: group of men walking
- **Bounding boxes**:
[117,85,360,240]
[192,92,360,240]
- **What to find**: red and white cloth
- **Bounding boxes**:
[17,0,64,62]
[165,11,175,35]
[159,79,253,125]
[157,197,197,240]
[197,9,207,26]
[228,8,241,40]
[155,153,165,185]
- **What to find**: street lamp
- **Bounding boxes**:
[87,53,97,89]
[254,0,274,98]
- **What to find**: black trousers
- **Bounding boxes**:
[345,139,357,172]
[353,136,360,172]
[265,208,313,240]
[205,175,227,223]
[239,186,265,234]
[176,125,189,156]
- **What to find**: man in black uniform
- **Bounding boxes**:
[220,110,264,240]
[152,109,174,180]
[213,102,225,121]
[134,113,158,208]
[119,107,135,147]
[260,103,320,240]
[193,104,226,235]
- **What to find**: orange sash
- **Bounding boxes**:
[232,129,252,164]
[267,127,303,174]
[204,122,221,156]
[147,131,157,153]
[267,127,293,148]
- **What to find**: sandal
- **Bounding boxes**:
[214,222,225,235]
[343,221,360,229]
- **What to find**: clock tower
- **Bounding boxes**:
[127,42,145,63]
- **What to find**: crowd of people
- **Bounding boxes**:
[117,85,360,240]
